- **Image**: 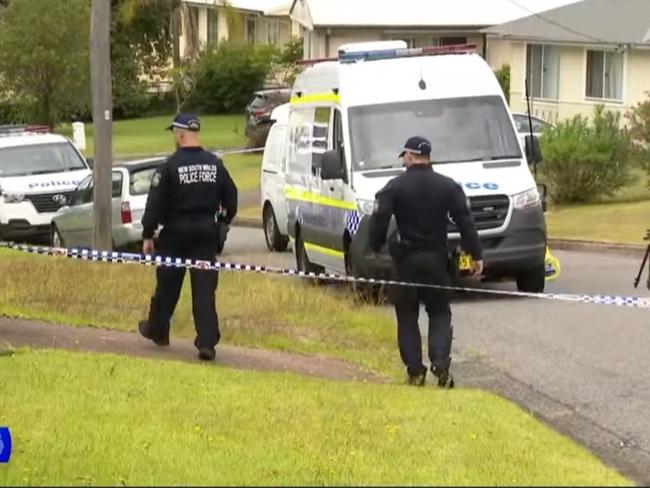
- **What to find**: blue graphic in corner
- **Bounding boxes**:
[0,427,12,463]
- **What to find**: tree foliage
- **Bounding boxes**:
[110,0,173,118]
[540,105,635,204]
[0,0,90,127]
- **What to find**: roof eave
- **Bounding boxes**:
[310,23,492,30]
[486,33,650,49]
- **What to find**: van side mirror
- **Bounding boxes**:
[525,135,543,165]
[321,149,346,181]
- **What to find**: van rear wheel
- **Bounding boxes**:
[295,236,324,285]
[263,205,289,252]
[516,264,546,293]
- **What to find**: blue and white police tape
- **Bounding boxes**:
[1,240,649,310]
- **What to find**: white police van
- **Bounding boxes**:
[280,41,548,293]
[0,125,92,242]
[260,102,291,252]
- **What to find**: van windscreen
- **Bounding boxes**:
[0,142,87,177]
[349,96,522,171]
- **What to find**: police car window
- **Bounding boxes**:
[130,167,157,195]
[349,96,522,170]
[0,142,86,177]
[112,172,123,198]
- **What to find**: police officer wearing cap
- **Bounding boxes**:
[369,136,483,387]
[138,113,238,361]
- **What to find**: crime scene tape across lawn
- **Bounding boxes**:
[1,241,650,310]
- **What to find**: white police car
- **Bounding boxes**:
[0,125,92,242]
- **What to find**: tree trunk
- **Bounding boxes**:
[89,0,113,251]
[171,0,182,112]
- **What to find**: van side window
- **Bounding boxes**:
[287,107,314,175]
[312,107,331,174]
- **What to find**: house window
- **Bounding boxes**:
[586,50,624,101]
[187,6,199,49]
[207,9,219,44]
[526,44,560,100]
[440,36,467,46]
[247,17,256,44]
[268,20,281,45]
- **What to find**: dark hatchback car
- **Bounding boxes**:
[245,88,292,138]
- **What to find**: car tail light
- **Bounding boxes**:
[121,201,132,224]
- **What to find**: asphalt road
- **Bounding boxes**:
[221,226,650,478]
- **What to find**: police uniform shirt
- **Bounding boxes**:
[142,147,238,239]
[370,164,482,260]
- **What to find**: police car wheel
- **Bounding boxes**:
[516,264,545,293]
[263,205,289,253]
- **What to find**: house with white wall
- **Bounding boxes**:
[290,0,580,61]
[484,0,650,124]
[179,0,301,56]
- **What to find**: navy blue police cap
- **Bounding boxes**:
[166,113,201,132]
[398,136,432,158]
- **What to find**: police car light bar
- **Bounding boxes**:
[338,43,478,64]
[0,124,50,135]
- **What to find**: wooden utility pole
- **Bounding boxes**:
[90,0,113,251]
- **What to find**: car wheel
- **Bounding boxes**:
[295,235,323,285]
[51,225,65,248]
[516,264,546,293]
[345,252,385,304]
[263,205,289,253]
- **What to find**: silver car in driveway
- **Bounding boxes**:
[50,157,164,250]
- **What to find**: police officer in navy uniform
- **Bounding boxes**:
[138,113,238,361]
[370,136,483,387]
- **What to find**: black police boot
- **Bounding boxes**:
[431,366,455,389]
[198,347,216,361]
[138,320,169,347]
[407,369,427,387]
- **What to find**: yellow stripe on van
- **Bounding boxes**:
[285,187,356,211]
[304,241,345,259]
[290,93,341,105]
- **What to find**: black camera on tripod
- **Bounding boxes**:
[633,229,650,289]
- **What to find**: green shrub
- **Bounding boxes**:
[625,91,650,181]
[188,42,275,114]
[494,64,510,105]
[540,105,635,204]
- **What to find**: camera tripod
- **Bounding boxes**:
[633,229,650,289]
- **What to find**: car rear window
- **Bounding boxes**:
[249,95,267,109]
[130,167,157,195]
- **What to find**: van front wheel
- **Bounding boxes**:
[516,264,546,293]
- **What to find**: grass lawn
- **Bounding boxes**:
[546,200,650,245]
[0,349,630,486]
[546,169,650,244]
[0,249,401,378]
[237,205,262,221]
[57,114,248,159]
[223,153,261,194]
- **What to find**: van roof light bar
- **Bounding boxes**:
[338,43,478,64]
